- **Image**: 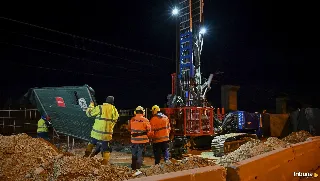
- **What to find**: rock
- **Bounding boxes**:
[25,173,31,178]
[34,167,44,175]
[139,157,215,177]
[217,131,313,167]
[93,169,99,175]
[282,131,313,144]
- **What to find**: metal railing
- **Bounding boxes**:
[0,109,39,136]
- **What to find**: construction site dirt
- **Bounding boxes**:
[0,134,216,181]
[0,131,315,181]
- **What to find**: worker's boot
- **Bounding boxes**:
[83,143,95,158]
[101,152,110,165]
[90,145,101,157]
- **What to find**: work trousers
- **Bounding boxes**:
[90,138,111,155]
[37,132,50,141]
[153,141,170,165]
[131,143,145,170]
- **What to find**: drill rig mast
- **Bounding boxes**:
[164,1,262,158]
[164,0,218,158]
[168,0,213,108]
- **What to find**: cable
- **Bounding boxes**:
[0,29,166,69]
[8,61,156,88]
[0,17,173,61]
[0,41,161,76]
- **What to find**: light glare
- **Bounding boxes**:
[199,27,207,34]
[172,7,179,15]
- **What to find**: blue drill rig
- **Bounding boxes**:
[167,0,213,108]
[163,0,262,158]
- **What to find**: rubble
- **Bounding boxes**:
[0,131,313,180]
[140,156,216,177]
[264,137,290,149]
[0,133,59,181]
[217,138,261,167]
[46,156,132,181]
[218,131,312,167]
[0,134,217,181]
[282,130,313,144]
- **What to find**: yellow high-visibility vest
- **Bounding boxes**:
[37,119,48,133]
[86,103,119,141]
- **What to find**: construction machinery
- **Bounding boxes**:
[21,0,261,157]
[163,0,262,158]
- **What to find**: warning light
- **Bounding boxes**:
[314,173,318,178]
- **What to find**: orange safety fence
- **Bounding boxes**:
[227,137,320,181]
[127,165,226,181]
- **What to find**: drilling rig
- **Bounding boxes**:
[162,0,216,158]
[167,0,212,108]
[162,0,261,158]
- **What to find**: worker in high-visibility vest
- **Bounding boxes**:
[83,96,119,165]
[128,106,153,176]
[150,105,171,164]
[37,115,51,141]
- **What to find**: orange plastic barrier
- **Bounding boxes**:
[128,165,226,181]
[227,138,320,181]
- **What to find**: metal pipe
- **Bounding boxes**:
[175,0,180,99]
[13,120,15,134]
[67,136,70,151]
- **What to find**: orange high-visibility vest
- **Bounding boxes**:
[150,113,171,143]
[128,114,152,144]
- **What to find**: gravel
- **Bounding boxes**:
[1,131,312,180]
[282,130,313,144]
[140,157,216,177]
[0,134,216,181]
[217,131,313,167]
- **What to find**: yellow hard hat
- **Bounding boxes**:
[134,106,145,115]
[151,105,160,114]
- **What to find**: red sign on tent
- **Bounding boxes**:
[55,97,66,107]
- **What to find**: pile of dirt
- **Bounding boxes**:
[0,134,218,181]
[140,156,216,177]
[217,138,261,167]
[0,134,131,181]
[0,133,59,180]
[46,156,132,181]
[218,131,313,167]
[282,130,313,144]
[264,137,290,149]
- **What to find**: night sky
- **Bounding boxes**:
[0,1,319,111]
